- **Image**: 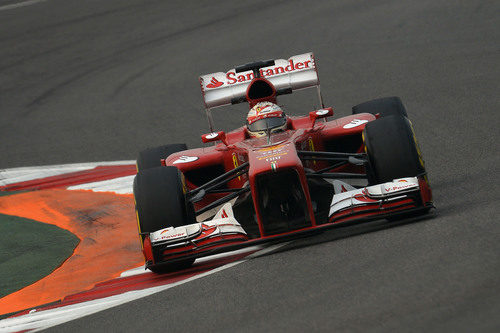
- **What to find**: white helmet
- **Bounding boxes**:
[246,102,287,138]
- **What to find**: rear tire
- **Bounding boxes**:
[353,96,408,118]
[363,115,425,184]
[137,144,187,171]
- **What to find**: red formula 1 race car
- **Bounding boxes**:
[133,52,433,272]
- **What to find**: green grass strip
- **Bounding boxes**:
[0,209,79,298]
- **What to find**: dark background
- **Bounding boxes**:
[1,0,499,331]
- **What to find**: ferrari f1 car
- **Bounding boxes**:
[133,52,433,272]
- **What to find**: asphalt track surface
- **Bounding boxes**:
[1,0,499,331]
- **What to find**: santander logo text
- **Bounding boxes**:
[227,59,313,84]
[205,58,314,89]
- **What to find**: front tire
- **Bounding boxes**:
[363,115,426,184]
[148,259,195,274]
[134,166,195,272]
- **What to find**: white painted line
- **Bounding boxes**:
[67,175,135,195]
[0,0,48,11]
[246,241,290,258]
[119,245,267,278]
[0,161,135,173]
[119,265,146,278]
[0,243,287,332]
[0,161,134,187]
[0,166,95,187]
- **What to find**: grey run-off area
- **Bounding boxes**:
[1,0,499,331]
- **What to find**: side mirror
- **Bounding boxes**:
[201,131,227,145]
[309,107,334,127]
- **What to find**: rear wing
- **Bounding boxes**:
[199,52,323,131]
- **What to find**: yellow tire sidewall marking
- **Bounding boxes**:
[408,120,425,169]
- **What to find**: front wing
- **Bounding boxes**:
[142,176,432,267]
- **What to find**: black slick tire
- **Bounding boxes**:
[363,115,425,184]
[136,144,187,171]
[148,259,195,274]
[352,96,408,118]
[134,166,195,272]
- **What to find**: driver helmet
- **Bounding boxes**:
[246,102,287,138]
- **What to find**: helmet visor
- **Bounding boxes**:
[248,117,286,133]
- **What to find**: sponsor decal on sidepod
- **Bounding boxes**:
[343,119,368,129]
[173,156,199,164]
